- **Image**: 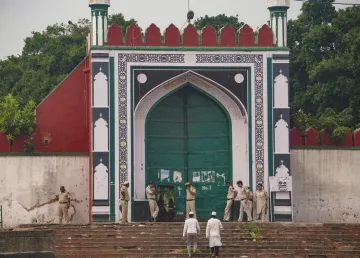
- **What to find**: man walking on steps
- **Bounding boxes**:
[146,180,159,222]
[206,211,223,258]
[183,211,200,258]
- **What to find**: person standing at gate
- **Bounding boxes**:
[223,181,236,222]
[182,211,200,258]
[206,211,223,258]
[236,180,253,222]
[185,182,196,218]
[254,183,268,222]
[146,180,159,222]
[120,181,130,223]
[56,186,72,224]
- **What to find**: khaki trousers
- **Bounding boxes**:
[149,199,159,219]
[58,203,69,224]
[238,200,253,221]
[224,199,233,221]
[120,200,128,223]
[186,200,196,218]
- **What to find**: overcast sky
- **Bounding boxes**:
[0,0,358,59]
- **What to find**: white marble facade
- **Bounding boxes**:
[274,70,288,108]
[94,113,109,152]
[274,114,289,154]
[94,159,109,200]
[93,68,109,107]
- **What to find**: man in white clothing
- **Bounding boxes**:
[182,211,200,258]
[206,211,223,258]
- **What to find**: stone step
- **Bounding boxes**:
[55,255,359,258]
[54,249,360,256]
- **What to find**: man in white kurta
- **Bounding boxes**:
[254,183,268,222]
[206,211,223,258]
[183,211,200,258]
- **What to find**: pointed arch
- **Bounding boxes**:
[134,71,249,199]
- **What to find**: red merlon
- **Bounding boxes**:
[145,24,161,46]
[201,25,217,46]
[219,25,236,47]
[238,24,255,47]
[183,24,198,46]
[126,24,142,46]
[257,25,275,47]
[290,127,304,146]
[304,127,318,146]
[107,24,123,46]
[353,129,360,147]
[164,24,180,46]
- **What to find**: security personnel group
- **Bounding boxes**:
[119,180,268,223]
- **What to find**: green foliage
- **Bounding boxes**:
[0,94,36,152]
[194,14,244,32]
[0,14,137,107]
[288,1,360,139]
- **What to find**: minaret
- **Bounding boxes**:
[268,0,290,47]
[89,0,110,46]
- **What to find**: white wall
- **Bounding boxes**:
[0,156,89,228]
[291,149,360,223]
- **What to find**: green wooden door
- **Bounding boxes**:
[146,85,231,219]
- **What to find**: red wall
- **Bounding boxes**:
[0,57,90,153]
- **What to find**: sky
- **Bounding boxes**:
[0,0,358,59]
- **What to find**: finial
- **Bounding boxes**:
[100,158,103,163]
[99,67,102,72]
[100,113,103,118]
[280,69,283,74]
[280,114,283,119]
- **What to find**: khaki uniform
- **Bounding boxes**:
[146,185,159,220]
[255,190,268,222]
[237,186,253,222]
[223,186,235,221]
[186,186,196,218]
[120,185,130,223]
[58,191,71,224]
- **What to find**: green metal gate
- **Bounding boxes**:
[145,85,232,219]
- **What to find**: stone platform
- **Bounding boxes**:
[11,222,360,257]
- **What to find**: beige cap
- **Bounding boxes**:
[185,182,191,186]
[123,181,129,185]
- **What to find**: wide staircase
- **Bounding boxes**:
[21,222,360,257]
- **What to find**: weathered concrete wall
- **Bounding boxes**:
[0,156,89,228]
[0,230,55,257]
[291,149,360,223]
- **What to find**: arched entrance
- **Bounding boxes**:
[133,71,248,221]
[146,85,231,219]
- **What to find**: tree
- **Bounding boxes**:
[0,94,36,152]
[194,14,244,31]
[289,1,360,137]
[0,14,138,106]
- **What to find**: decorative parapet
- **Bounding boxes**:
[106,23,276,48]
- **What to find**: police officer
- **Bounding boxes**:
[146,180,159,222]
[120,181,130,223]
[185,182,196,219]
[56,186,72,224]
